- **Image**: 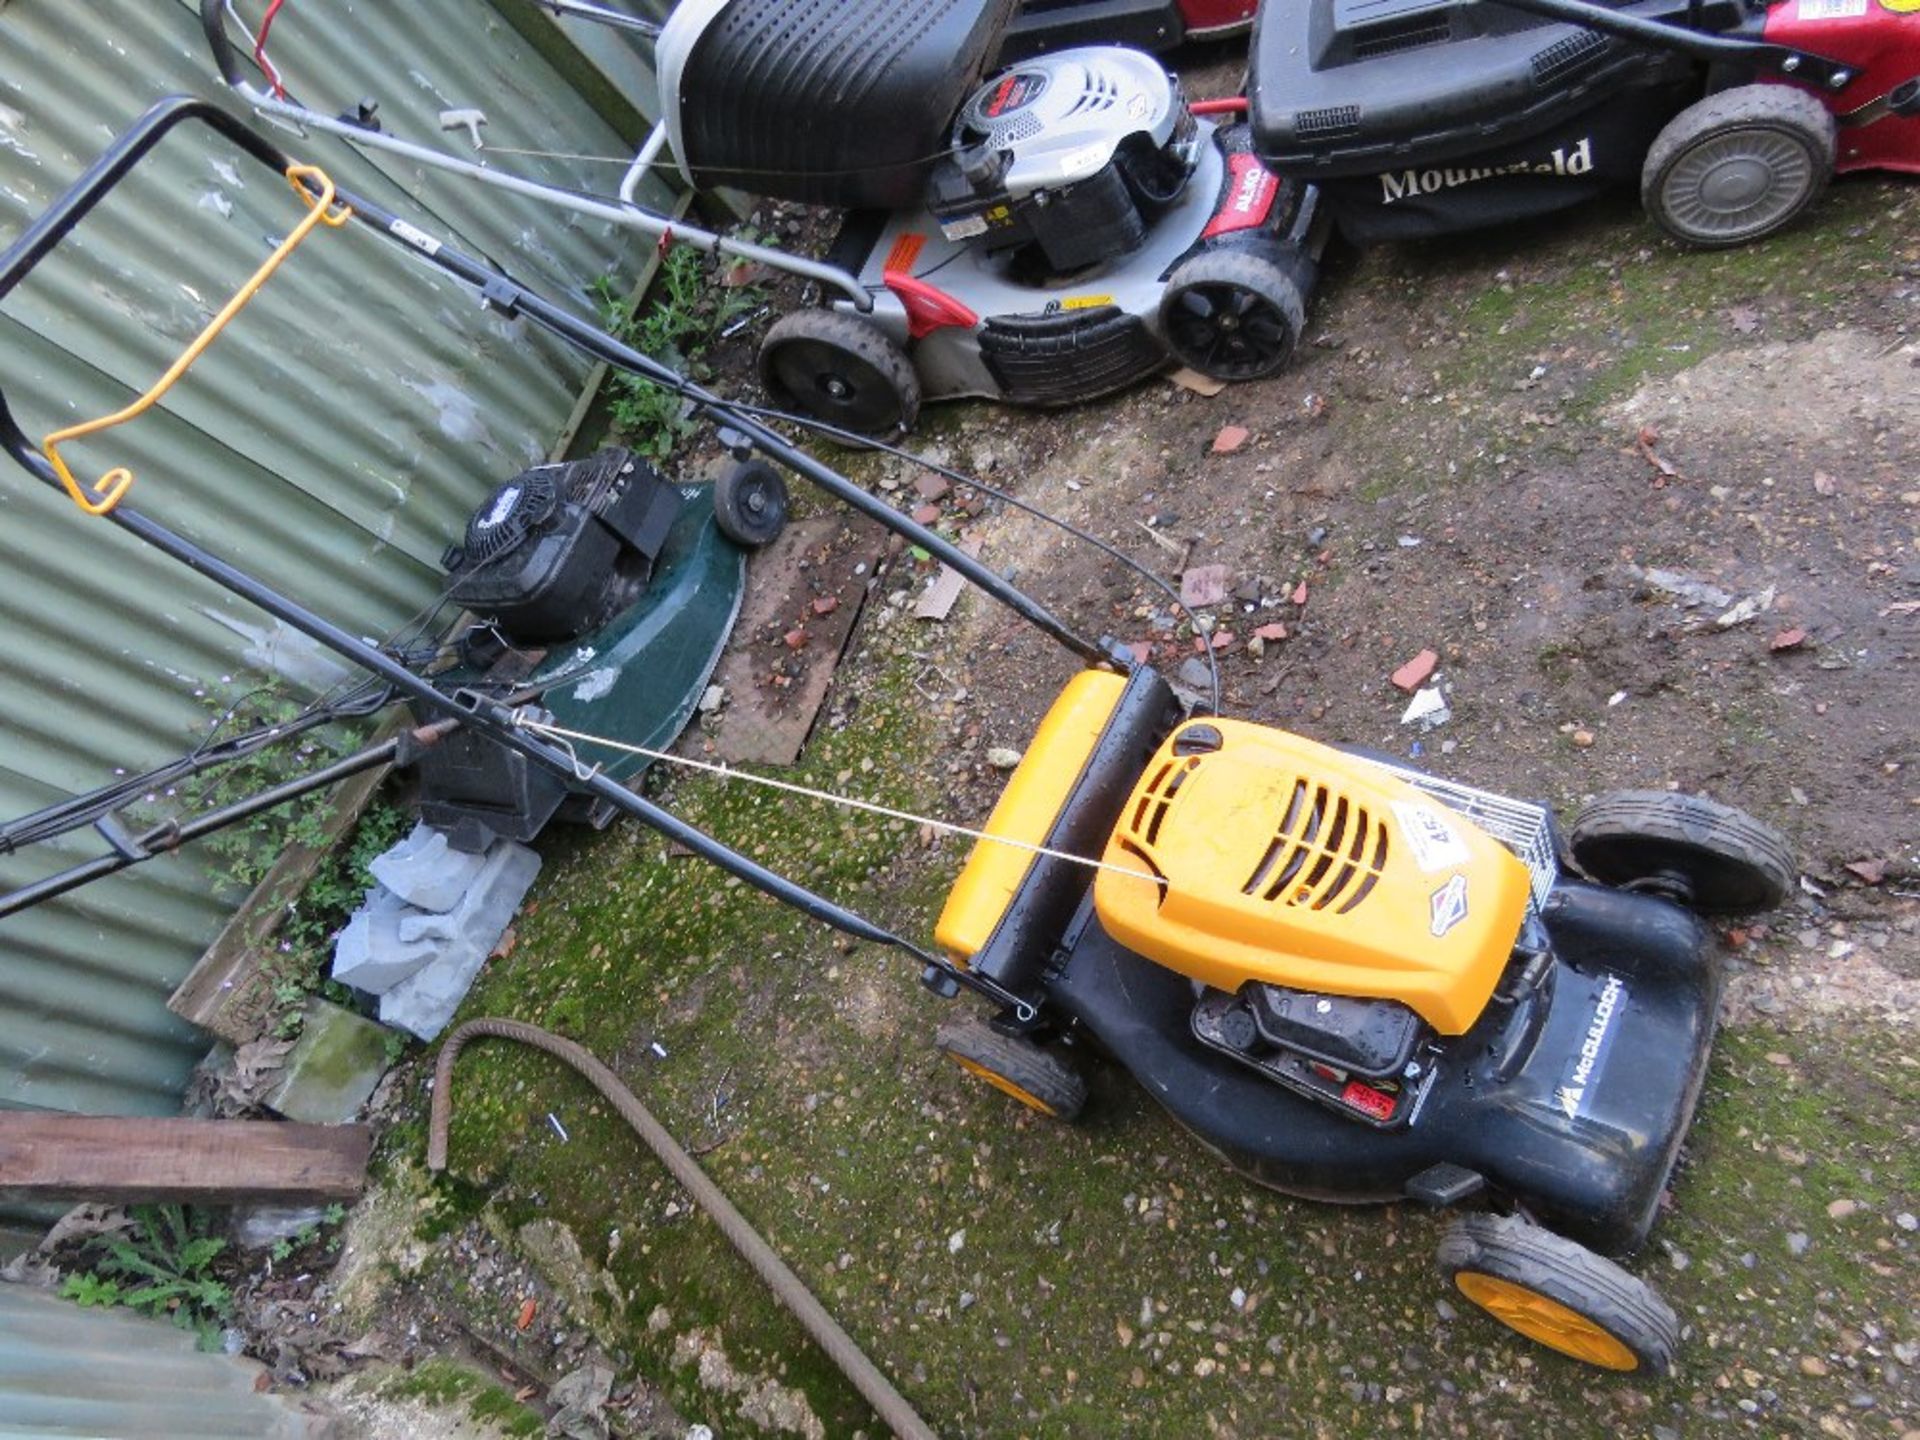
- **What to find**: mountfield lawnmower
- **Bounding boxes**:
[3,99,1794,1376]
[204,0,1325,439]
[1248,0,1919,247]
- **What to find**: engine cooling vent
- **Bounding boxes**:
[1530,30,1607,86]
[1064,69,1122,117]
[1112,755,1199,888]
[1352,13,1450,58]
[461,472,561,565]
[1294,105,1361,143]
[1242,780,1390,913]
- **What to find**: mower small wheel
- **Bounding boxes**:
[1159,249,1306,382]
[936,1017,1087,1121]
[1438,1214,1680,1374]
[756,308,921,441]
[1567,789,1795,914]
[713,460,789,549]
[1642,85,1836,249]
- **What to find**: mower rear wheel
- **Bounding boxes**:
[713,460,789,548]
[936,1017,1087,1120]
[757,308,921,440]
[1642,85,1836,249]
[1567,790,1795,914]
[1159,250,1305,382]
[1438,1214,1680,1374]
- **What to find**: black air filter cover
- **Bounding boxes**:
[671,0,1022,209]
[445,448,682,645]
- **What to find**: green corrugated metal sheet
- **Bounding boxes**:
[0,1,673,1123]
[0,1282,327,1437]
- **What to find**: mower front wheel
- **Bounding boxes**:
[936,1017,1087,1120]
[757,308,921,441]
[713,460,789,549]
[1567,790,1795,914]
[1159,249,1305,382]
[1438,1214,1680,1374]
[1642,85,1837,249]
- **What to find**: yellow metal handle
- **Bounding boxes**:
[41,164,351,516]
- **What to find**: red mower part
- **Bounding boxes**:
[1763,0,1920,176]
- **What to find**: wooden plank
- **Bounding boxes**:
[168,744,395,1044]
[0,1116,369,1204]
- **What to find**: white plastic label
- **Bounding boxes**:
[1798,0,1866,18]
[1392,802,1472,872]
[388,219,443,256]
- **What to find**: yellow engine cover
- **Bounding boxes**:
[1094,721,1532,1035]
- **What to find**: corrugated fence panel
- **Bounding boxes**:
[0,1282,326,1438]
[0,0,673,1129]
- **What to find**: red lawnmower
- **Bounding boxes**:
[1249,0,1920,247]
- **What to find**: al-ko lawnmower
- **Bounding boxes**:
[3,99,1796,1376]
[204,0,1325,440]
[1248,0,1919,247]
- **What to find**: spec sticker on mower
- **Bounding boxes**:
[388,219,443,257]
[1392,802,1472,872]
[983,70,1048,117]
[1200,154,1281,240]
[1554,974,1627,1120]
[1428,874,1470,938]
[1799,0,1867,17]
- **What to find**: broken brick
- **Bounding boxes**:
[1211,425,1250,455]
[1390,649,1438,692]
[1180,564,1231,608]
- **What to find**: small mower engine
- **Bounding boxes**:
[929,46,1200,272]
[443,447,682,646]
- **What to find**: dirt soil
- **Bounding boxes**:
[319,98,1918,1440]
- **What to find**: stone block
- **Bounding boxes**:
[330,884,438,995]
[377,841,541,1040]
[370,822,490,912]
[264,997,395,1124]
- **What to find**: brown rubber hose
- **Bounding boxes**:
[428,1017,937,1440]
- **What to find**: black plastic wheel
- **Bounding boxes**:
[1159,249,1305,382]
[1642,85,1837,249]
[935,1017,1087,1121]
[1567,790,1795,914]
[712,459,789,549]
[756,308,921,439]
[1438,1214,1681,1374]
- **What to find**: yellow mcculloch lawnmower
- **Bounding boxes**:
[926,669,1794,1375]
[3,100,1792,1378]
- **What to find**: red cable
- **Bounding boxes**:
[255,0,289,99]
[1191,97,1249,116]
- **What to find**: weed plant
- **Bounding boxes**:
[59,1205,233,1348]
[593,244,765,458]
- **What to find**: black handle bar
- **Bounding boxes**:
[202,0,248,87]
[0,97,291,488]
[1489,0,1856,91]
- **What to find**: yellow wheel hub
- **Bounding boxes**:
[950,1053,1058,1116]
[1454,1272,1640,1371]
